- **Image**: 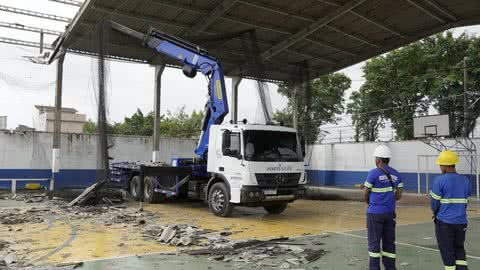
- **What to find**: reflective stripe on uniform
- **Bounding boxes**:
[430,191,442,200]
[440,198,468,204]
[381,251,396,258]
[444,266,456,270]
[369,251,381,258]
[371,187,394,193]
[455,260,467,266]
[397,182,404,188]
[364,181,373,188]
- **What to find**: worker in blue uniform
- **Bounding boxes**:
[364,145,403,270]
[431,150,470,270]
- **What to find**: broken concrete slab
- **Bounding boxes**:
[158,225,177,243]
[4,252,18,265]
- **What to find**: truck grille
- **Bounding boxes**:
[255,173,301,187]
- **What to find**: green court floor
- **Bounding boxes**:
[39,217,479,270]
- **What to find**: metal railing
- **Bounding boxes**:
[0,178,52,194]
[416,154,480,199]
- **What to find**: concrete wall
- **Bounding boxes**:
[0,131,196,189]
[306,139,480,194]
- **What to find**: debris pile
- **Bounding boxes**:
[0,240,20,270]
[0,195,155,227]
[0,208,50,225]
[141,223,327,269]
[143,224,213,246]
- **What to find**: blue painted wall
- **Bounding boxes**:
[0,169,96,189]
[307,169,478,194]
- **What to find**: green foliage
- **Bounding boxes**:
[361,42,432,140]
[346,83,384,142]
[350,32,480,140]
[422,32,480,137]
[113,109,154,136]
[274,73,351,144]
[82,107,204,138]
[83,120,97,134]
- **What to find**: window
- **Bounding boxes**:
[222,130,241,157]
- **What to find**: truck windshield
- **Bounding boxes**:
[243,130,302,162]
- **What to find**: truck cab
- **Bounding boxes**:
[206,123,306,216]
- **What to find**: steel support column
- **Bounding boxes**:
[231,76,242,123]
[39,30,44,54]
[152,64,165,162]
[51,51,65,192]
[292,83,299,130]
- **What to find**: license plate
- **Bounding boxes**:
[264,189,277,195]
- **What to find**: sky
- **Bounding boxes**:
[0,0,479,141]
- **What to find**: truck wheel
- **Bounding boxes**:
[144,176,165,203]
[208,182,234,217]
[264,203,288,214]
[129,176,141,201]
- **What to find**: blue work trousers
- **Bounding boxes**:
[367,212,396,270]
[435,219,468,270]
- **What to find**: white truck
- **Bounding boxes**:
[110,22,306,217]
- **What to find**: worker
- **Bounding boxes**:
[430,150,470,270]
[364,145,403,270]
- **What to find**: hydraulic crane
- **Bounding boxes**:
[110,22,306,217]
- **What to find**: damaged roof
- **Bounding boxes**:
[54,0,480,82]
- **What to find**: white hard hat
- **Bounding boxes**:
[373,145,392,158]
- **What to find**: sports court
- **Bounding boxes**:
[2,194,478,269]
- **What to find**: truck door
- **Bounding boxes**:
[219,130,243,203]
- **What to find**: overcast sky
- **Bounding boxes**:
[0,0,479,141]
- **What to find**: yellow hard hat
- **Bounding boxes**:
[436,150,459,166]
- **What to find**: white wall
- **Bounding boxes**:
[308,139,480,175]
[0,131,196,170]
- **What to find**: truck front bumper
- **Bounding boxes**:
[240,185,306,204]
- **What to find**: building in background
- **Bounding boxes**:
[0,116,6,130]
[34,105,86,133]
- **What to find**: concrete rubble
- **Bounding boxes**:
[142,223,327,269]
[1,193,328,269]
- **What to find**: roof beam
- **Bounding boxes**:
[88,6,336,65]
[315,0,405,38]
[0,5,71,23]
[140,0,358,56]
[0,22,62,36]
[49,0,83,7]
[304,38,356,56]
[350,12,405,38]
[91,5,191,29]
[326,25,380,48]
[405,0,447,23]
[260,0,368,61]
[0,36,51,49]
[190,0,240,35]
[423,0,457,21]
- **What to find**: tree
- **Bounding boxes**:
[83,107,204,138]
[273,73,351,144]
[353,32,480,140]
[113,109,154,136]
[361,42,432,140]
[347,82,384,142]
[83,120,97,134]
[422,32,480,137]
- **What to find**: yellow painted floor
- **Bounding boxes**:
[1,199,476,266]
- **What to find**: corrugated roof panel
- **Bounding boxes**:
[54,0,480,82]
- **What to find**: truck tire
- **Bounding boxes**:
[129,176,141,201]
[208,182,234,217]
[264,203,288,214]
[144,176,165,203]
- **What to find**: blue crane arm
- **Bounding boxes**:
[111,22,229,159]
